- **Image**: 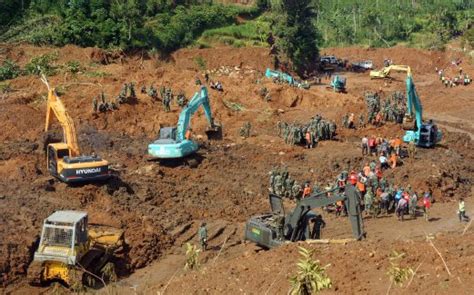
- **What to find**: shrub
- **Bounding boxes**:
[289,247,332,295]
[64,60,82,74]
[194,56,207,70]
[386,251,413,287]
[25,53,58,76]
[184,243,200,270]
[0,59,21,81]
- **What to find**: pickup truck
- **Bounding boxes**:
[350,60,373,72]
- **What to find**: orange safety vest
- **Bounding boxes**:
[356,181,365,192]
[303,187,311,198]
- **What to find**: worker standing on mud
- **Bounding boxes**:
[458,198,470,222]
[302,182,311,198]
[198,222,208,251]
[423,192,431,221]
[310,215,326,239]
[345,175,365,240]
[305,130,313,149]
[396,197,408,221]
[361,136,368,156]
[408,140,416,159]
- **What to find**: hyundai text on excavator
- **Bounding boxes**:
[27,210,125,288]
[245,187,364,249]
[370,65,442,147]
[41,75,109,182]
[147,86,221,161]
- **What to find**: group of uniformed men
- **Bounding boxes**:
[92,82,137,113]
[361,91,407,126]
[269,167,303,199]
[277,115,336,146]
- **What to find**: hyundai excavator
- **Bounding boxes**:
[41,75,109,182]
[28,210,125,288]
[147,86,221,160]
[245,187,364,249]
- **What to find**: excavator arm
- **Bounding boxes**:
[42,75,80,157]
[285,188,347,241]
[405,75,422,131]
[370,64,411,79]
[175,86,216,142]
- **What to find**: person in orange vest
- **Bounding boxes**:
[305,130,313,149]
[302,182,312,198]
[390,152,397,169]
[185,128,192,140]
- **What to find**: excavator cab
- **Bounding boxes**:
[46,142,109,183]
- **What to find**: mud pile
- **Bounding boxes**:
[0,43,472,291]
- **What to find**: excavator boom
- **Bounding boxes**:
[370,64,411,79]
[45,87,80,157]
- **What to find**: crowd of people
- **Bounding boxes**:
[436,60,472,88]
[277,115,336,147]
[360,134,417,167]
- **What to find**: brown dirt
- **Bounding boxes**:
[0,43,473,294]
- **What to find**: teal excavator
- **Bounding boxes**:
[147,86,221,161]
[401,68,442,147]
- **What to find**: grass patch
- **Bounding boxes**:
[197,15,271,48]
[85,70,110,78]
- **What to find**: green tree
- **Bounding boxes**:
[272,0,320,75]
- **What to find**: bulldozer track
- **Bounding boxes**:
[26,261,43,286]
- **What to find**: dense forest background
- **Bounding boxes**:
[1,0,472,52]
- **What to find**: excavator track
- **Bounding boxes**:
[27,261,43,286]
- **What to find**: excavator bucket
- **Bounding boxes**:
[205,123,222,140]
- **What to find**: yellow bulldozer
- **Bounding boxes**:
[27,210,125,289]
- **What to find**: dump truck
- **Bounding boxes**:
[27,211,124,289]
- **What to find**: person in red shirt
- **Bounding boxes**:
[423,194,431,221]
[368,136,377,156]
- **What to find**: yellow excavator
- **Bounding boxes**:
[370,64,411,79]
[41,75,109,183]
[28,210,125,288]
